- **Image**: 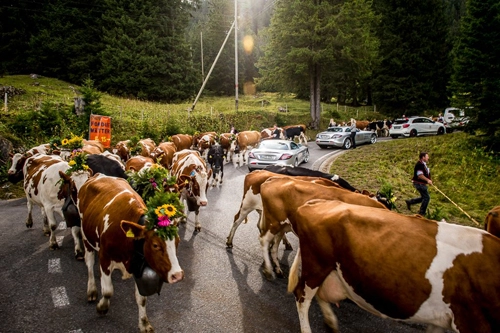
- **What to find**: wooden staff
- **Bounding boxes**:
[432,184,480,226]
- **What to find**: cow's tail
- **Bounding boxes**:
[288,247,301,293]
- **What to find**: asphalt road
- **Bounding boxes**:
[0,142,436,333]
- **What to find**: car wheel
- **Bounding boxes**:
[391,135,398,139]
[437,127,445,135]
[303,150,310,163]
[410,129,417,137]
[343,138,352,149]
[370,134,377,144]
[293,158,299,167]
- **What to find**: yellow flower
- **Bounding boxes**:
[163,204,176,217]
[62,139,69,145]
[68,160,76,166]
[83,164,89,170]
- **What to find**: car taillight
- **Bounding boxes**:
[403,124,410,128]
[279,154,293,160]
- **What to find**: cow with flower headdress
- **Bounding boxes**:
[58,170,184,332]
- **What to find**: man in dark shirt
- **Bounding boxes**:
[406,152,432,215]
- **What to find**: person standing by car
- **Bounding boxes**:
[406,152,433,215]
[349,118,357,149]
[329,118,336,127]
[272,124,281,139]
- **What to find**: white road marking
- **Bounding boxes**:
[69,330,83,333]
[48,258,62,273]
[50,286,70,307]
[58,221,67,230]
[56,236,64,247]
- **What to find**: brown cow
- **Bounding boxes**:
[260,177,388,279]
[288,199,500,333]
[191,132,218,150]
[232,130,261,166]
[76,174,184,332]
[153,142,177,169]
[125,156,155,172]
[196,132,218,160]
[219,133,237,162]
[138,138,157,158]
[485,206,500,238]
[113,140,131,162]
[171,134,193,151]
[171,150,212,232]
[82,139,105,154]
[226,170,342,251]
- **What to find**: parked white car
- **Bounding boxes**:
[390,116,446,138]
[315,126,377,149]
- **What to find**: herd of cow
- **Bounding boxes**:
[6,129,500,333]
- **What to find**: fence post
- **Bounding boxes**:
[4,92,7,111]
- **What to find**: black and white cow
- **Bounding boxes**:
[283,125,307,145]
[207,143,224,188]
[86,154,127,179]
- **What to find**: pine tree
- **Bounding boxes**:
[450,0,500,138]
[372,0,451,117]
[99,0,197,101]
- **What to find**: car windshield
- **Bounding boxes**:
[258,141,290,150]
[325,127,344,132]
[394,119,409,124]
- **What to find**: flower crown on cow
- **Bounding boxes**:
[65,149,89,175]
[61,133,84,150]
[127,163,184,241]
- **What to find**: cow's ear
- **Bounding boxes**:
[59,170,71,183]
[121,221,146,239]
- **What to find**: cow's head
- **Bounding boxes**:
[121,221,184,284]
[58,170,92,227]
[113,140,131,161]
[376,191,394,210]
[183,165,212,206]
[7,152,28,184]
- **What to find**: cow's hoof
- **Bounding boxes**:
[75,251,84,261]
[284,243,293,251]
[226,242,233,249]
[49,243,60,250]
[50,224,57,231]
[87,290,98,302]
[263,269,275,281]
[194,227,201,232]
[96,306,109,315]
[43,230,50,236]
[26,223,33,229]
[275,269,285,279]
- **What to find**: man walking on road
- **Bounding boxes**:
[406,152,432,216]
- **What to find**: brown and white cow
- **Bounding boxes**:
[113,140,131,162]
[7,144,52,183]
[219,133,237,162]
[196,132,218,160]
[171,150,212,232]
[138,138,157,158]
[171,134,193,152]
[261,127,285,140]
[485,206,500,238]
[76,174,183,332]
[259,177,388,279]
[125,156,155,172]
[232,130,261,166]
[288,199,500,333]
[226,170,343,251]
[22,154,89,258]
[82,139,105,154]
[191,132,217,150]
[153,142,177,169]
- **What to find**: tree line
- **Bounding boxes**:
[0,0,499,145]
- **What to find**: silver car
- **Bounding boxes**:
[315,126,377,149]
[247,139,309,171]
